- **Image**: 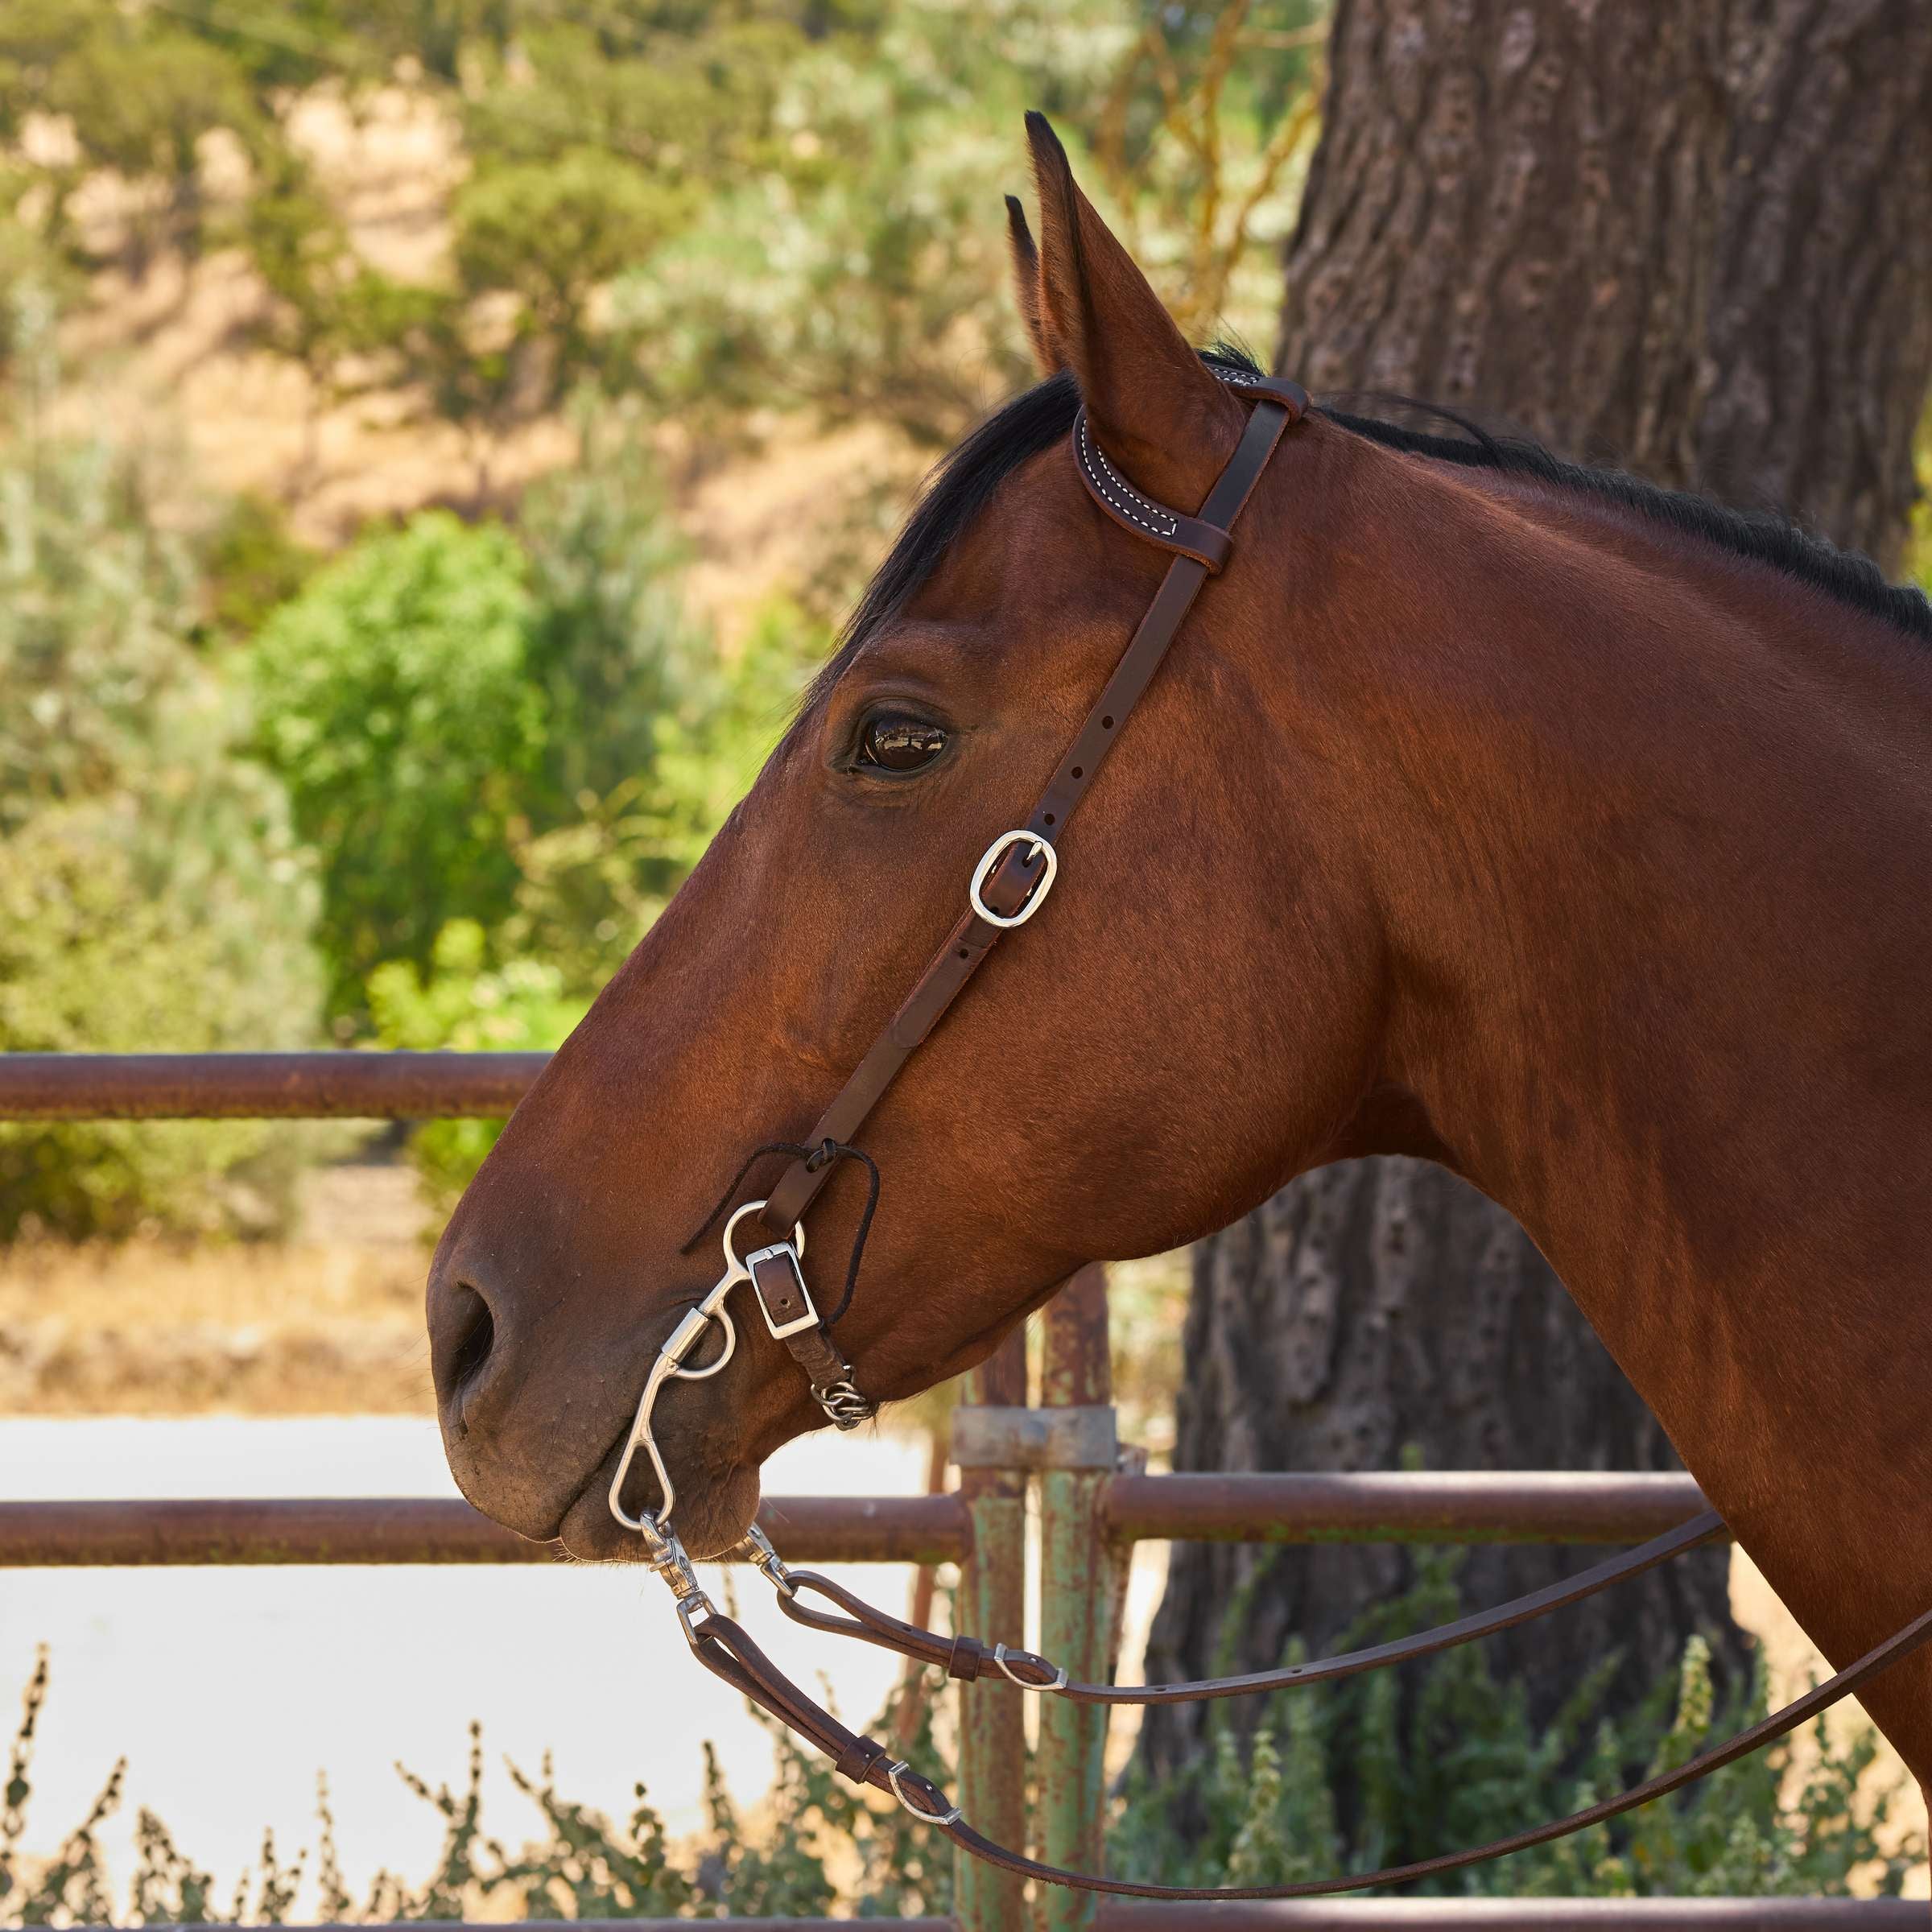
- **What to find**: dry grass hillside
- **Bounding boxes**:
[46,84,923,640]
[0,1161,432,1415]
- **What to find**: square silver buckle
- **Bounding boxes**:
[745,1242,822,1340]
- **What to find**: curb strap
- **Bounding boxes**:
[745,1245,871,1428]
[685,1539,1932,1900]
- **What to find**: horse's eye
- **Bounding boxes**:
[857,713,947,774]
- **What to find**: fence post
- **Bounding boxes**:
[1034,1264,1118,1932]
[954,1328,1030,1932]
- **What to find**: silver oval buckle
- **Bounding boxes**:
[968,829,1058,929]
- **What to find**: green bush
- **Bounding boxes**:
[517,399,708,828]
[0,417,327,1241]
[249,512,542,1018]
[451,150,684,407]
[366,921,587,1217]
[5,1608,1919,1925]
[1112,1546,1926,1897]
[2,1645,953,1924]
[368,590,823,1212]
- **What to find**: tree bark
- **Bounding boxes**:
[1698,0,1932,571]
[1274,0,1730,485]
[1141,0,1932,1814]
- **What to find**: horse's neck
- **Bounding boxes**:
[1294,440,1932,1778]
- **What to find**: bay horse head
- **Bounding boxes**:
[427,118,1395,1560]
[424,112,1932,1815]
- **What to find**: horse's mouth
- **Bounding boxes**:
[544,1386,760,1563]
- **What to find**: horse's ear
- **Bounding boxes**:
[1022,111,1241,502]
[1005,194,1059,374]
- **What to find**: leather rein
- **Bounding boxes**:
[605,369,1932,1900]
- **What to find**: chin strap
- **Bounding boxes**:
[681,1521,1932,1901]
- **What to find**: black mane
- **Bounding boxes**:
[824,349,1931,683]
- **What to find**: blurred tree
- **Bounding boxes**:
[248,512,540,1016]
[443,145,681,449]
[1088,0,1325,342]
[196,490,318,642]
[367,919,584,1214]
[0,351,324,1237]
[1141,0,1932,1847]
[516,398,701,817]
[39,16,268,276]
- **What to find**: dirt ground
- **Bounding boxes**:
[43,85,927,648]
[0,1161,436,1416]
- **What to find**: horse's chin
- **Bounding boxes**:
[552,1455,761,1564]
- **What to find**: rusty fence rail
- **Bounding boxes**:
[3,1053,1915,1931]
[0,1475,1718,1569]
[0,1051,550,1120]
[111,1910,1932,1930]
[0,1494,970,1567]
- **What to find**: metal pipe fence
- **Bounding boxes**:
[109,1911,1932,1932]
[0,1494,970,1567]
[2,1054,1914,1932]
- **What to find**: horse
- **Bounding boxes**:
[424,114,1932,1827]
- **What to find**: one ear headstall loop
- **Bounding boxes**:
[1071,368,1306,573]
[1074,407,1230,572]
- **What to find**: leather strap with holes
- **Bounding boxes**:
[755,373,1307,1251]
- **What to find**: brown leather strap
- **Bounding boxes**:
[687,1567,1932,1900]
[744,1245,862,1406]
[776,1567,1053,1685]
[774,1509,1728,1703]
[685,1612,955,1822]
[757,378,1305,1249]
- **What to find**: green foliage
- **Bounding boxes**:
[36,13,269,272]
[249,512,541,1016]
[0,422,203,825]
[1112,1547,1926,1898]
[516,399,704,822]
[197,491,319,643]
[469,588,818,1004]
[451,150,682,407]
[365,580,820,1208]
[366,920,585,1214]
[0,786,326,1241]
[5,1620,1921,1924]
[0,397,327,1240]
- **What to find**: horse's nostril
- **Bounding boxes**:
[446,1284,497,1396]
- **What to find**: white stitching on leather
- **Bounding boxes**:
[1077,415,1178,539]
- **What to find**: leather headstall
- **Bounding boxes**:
[741,366,1309,1417]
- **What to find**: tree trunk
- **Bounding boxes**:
[1697,1,1932,572]
[1140,0,1932,1818]
[1274,0,1730,485]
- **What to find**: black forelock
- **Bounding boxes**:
[801,368,1083,713]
